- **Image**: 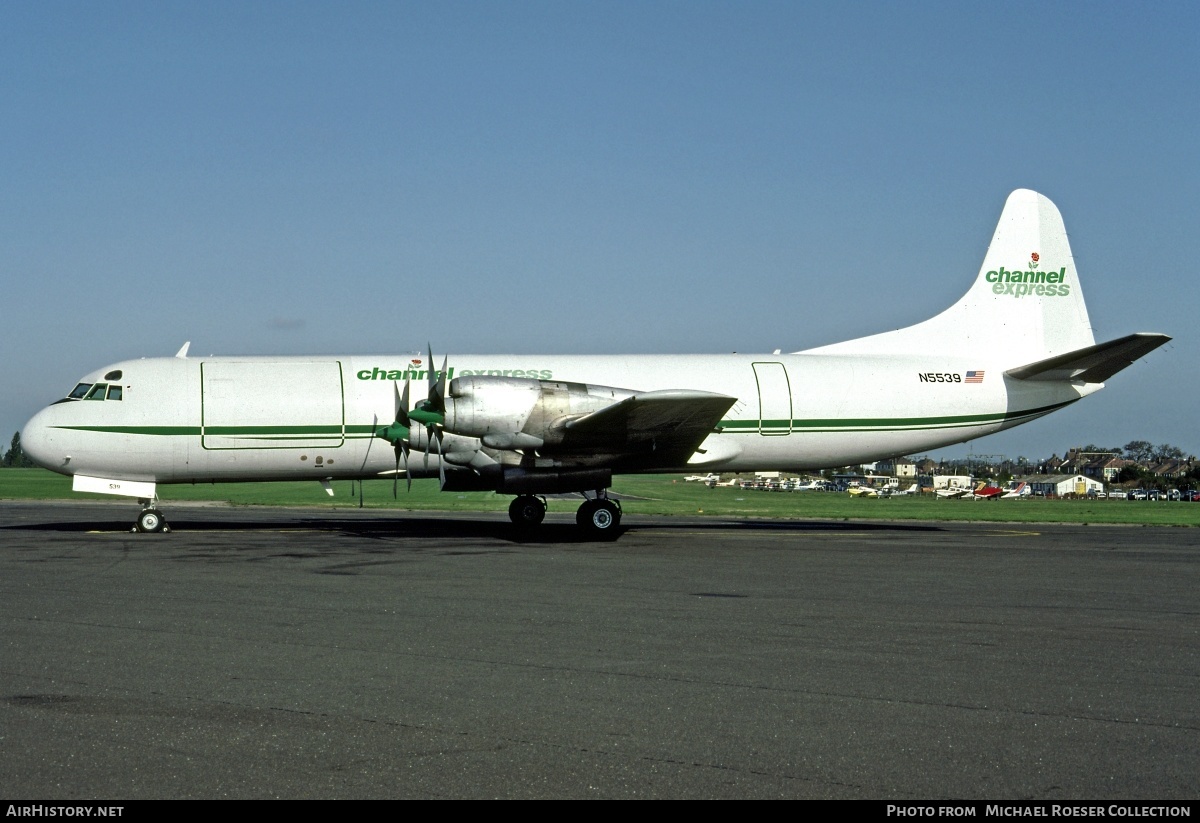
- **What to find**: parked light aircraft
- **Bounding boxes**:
[1002,481,1031,499]
[21,190,1169,537]
[791,479,825,491]
[971,483,1004,500]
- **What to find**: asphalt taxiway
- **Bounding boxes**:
[1,501,1197,799]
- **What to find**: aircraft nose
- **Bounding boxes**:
[21,407,62,471]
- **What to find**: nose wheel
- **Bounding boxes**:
[134,505,170,533]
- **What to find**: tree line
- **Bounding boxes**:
[1078,441,1195,464]
[3,432,35,468]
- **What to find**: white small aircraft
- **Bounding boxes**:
[935,486,971,499]
[21,190,1169,537]
[1002,481,1031,499]
[791,479,825,491]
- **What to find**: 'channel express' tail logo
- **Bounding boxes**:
[985,253,1071,298]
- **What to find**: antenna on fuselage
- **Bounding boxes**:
[175,341,191,358]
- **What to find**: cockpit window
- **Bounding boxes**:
[104,370,123,381]
[60,379,124,402]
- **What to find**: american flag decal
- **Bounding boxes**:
[965,370,985,383]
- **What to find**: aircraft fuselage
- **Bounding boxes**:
[22,351,1088,486]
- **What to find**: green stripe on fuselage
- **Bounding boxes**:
[52,400,1073,439]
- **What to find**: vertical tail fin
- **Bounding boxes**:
[803,190,1096,363]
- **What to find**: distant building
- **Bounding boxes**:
[1083,456,1130,481]
[875,457,917,478]
[1020,474,1104,497]
[1148,459,1193,480]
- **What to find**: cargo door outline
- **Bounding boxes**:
[201,360,346,450]
[752,362,792,435]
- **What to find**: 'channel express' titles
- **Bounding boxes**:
[986,266,1071,298]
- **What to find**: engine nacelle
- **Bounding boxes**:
[442,376,542,437]
[441,376,633,448]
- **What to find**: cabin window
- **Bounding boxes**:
[106,385,123,401]
[84,383,108,400]
[68,383,93,399]
[104,370,123,381]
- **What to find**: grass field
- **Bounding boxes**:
[1,468,1197,526]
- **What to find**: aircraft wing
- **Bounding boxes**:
[1006,333,1170,383]
[556,389,737,466]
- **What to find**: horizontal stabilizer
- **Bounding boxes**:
[1005,333,1170,383]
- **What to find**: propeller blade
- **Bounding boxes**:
[359,413,378,474]
[433,354,448,414]
[398,378,410,426]
[426,344,437,406]
[436,429,446,487]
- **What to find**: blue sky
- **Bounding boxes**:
[2,1,1195,463]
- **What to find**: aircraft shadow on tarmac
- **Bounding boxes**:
[3,514,945,544]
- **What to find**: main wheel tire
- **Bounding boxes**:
[577,499,621,539]
[576,499,597,528]
[136,509,166,533]
[508,495,546,527]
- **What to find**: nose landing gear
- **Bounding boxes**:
[133,501,170,533]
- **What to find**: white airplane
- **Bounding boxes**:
[791,479,824,491]
[1002,481,1031,499]
[20,190,1169,538]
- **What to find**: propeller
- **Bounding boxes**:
[407,345,449,487]
[374,347,453,490]
[374,378,413,497]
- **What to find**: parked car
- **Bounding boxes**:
[1108,489,1128,500]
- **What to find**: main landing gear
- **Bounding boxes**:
[576,496,621,539]
[133,500,170,533]
[508,495,547,527]
[508,491,621,539]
